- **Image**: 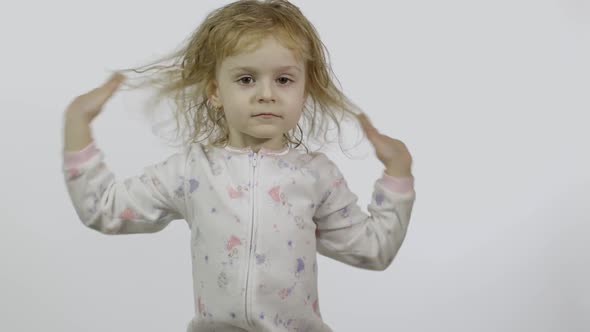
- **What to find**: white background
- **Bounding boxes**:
[1,0,589,331]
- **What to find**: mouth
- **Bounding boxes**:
[253,113,281,118]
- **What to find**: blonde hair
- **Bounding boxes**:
[112,0,363,154]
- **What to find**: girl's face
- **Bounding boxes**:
[208,35,307,150]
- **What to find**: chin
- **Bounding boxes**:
[250,128,284,136]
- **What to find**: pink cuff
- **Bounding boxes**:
[379,171,414,193]
[63,141,99,169]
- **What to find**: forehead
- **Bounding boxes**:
[219,36,304,73]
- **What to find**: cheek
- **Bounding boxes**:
[223,109,245,126]
[284,106,304,125]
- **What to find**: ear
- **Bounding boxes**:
[206,79,222,107]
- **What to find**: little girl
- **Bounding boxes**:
[62,1,416,331]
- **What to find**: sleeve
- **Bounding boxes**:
[312,153,416,271]
[62,140,191,235]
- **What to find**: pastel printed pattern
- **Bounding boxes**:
[62,141,415,331]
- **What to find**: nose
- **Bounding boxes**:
[256,79,275,103]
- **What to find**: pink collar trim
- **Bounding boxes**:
[223,144,290,156]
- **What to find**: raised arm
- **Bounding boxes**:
[62,73,190,235]
[312,153,416,271]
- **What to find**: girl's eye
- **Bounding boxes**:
[277,77,292,85]
[238,77,253,84]
[236,76,293,85]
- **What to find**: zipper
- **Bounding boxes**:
[245,152,257,326]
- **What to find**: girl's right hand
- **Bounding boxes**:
[65,72,126,123]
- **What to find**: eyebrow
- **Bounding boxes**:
[228,65,302,73]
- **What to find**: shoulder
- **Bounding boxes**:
[173,141,215,161]
[291,149,328,166]
[153,142,201,170]
[296,150,342,180]
[307,151,335,167]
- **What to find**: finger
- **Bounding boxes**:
[362,121,379,137]
[106,72,125,89]
[357,113,370,131]
[99,73,125,101]
[366,130,380,144]
[356,112,367,123]
[357,117,375,141]
[358,113,378,132]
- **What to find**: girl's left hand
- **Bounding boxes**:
[357,113,413,178]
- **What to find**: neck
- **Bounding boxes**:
[227,135,286,152]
